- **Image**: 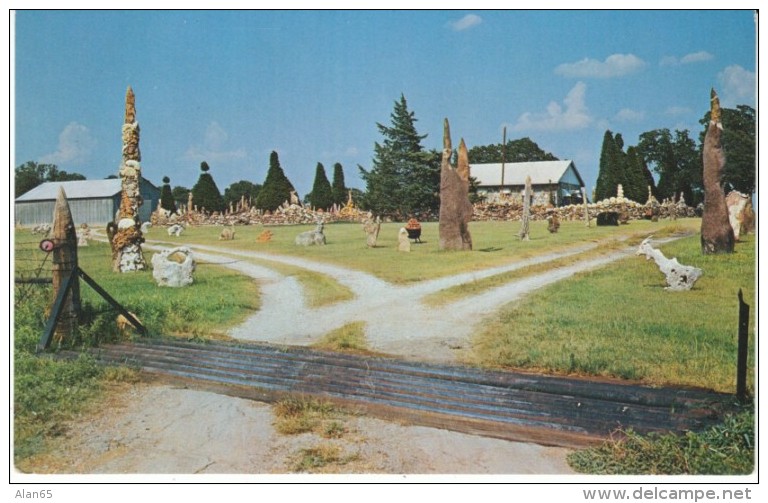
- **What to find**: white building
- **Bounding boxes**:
[471,160,586,206]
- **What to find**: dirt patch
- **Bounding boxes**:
[16,382,576,475]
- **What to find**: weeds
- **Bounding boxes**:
[292,443,358,473]
[568,407,754,475]
[312,322,371,354]
[273,396,347,436]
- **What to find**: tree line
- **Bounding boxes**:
[595,105,755,206]
[15,95,755,218]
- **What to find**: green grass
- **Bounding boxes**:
[149,219,702,284]
[13,232,262,465]
[568,407,754,475]
[37,237,260,340]
[311,322,371,354]
[471,233,756,393]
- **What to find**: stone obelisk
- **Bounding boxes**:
[438,118,473,251]
[112,86,147,272]
[700,88,735,255]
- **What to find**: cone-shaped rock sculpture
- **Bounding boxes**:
[438,119,473,251]
[700,89,735,254]
[51,187,81,341]
[112,86,147,271]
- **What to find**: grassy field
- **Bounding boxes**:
[148,218,701,283]
[13,232,261,463]
[470,232,756,394]
[13,218,756,472]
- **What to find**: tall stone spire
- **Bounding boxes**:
[112,86,147,272]
[438,118,473,251]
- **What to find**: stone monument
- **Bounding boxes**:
[438,119,473,251]
[700,89,735,254]
[111,86,147,272]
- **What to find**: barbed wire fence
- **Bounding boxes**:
[14,231,54,308]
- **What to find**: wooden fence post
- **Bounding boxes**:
[50,187,81,343]
[736,289,750,402]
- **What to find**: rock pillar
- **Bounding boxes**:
[112,86,147,272]
[700,89,735,254]
[438,119,473,251]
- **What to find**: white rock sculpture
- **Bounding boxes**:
[636,237,702,291]
[167,223,185,236]
[141,221,152,234]
[295,222,326,246]
[151,246,195,287]
[398,227,411,252]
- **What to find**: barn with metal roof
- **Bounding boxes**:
[14,178,160,226]
[471,160,586,206]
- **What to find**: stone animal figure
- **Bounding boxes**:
[546,213,560,233]
[167,223,185,237]
[295,222,326,246]
[219,225,236,240]
[636,237,702,291]
[31,223,52,236]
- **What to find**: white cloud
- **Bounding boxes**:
[448,14,482,31]
[680,51,714,64]
[615,108,645,122]
[555,54,646,78]
[39,122,97,166]
[184,121,247,163]
[660,51,714,67]
[512,82,592,132]
[718,65,756,105]
[665,106,692,116]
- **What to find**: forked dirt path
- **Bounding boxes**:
[166,239,640,362]
[56,234,653,476]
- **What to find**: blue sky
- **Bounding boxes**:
[13,10,757,199]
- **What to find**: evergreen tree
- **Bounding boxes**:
[623,147,651,203]
[160,176,178,214]
[308,163,334,210]
[359,94,438,218]
[191,161,225,213]
[172,186,190,209]
[255,151,296,211]
[331,162,348,206]
[595,131,621,201]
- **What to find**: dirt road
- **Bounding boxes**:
[31,237,650,476]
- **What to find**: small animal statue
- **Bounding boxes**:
[295,222,326,246]
[636,237,702,291]
[546,213,560,233]
[167,223,185,237]
[219,225,236,240]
